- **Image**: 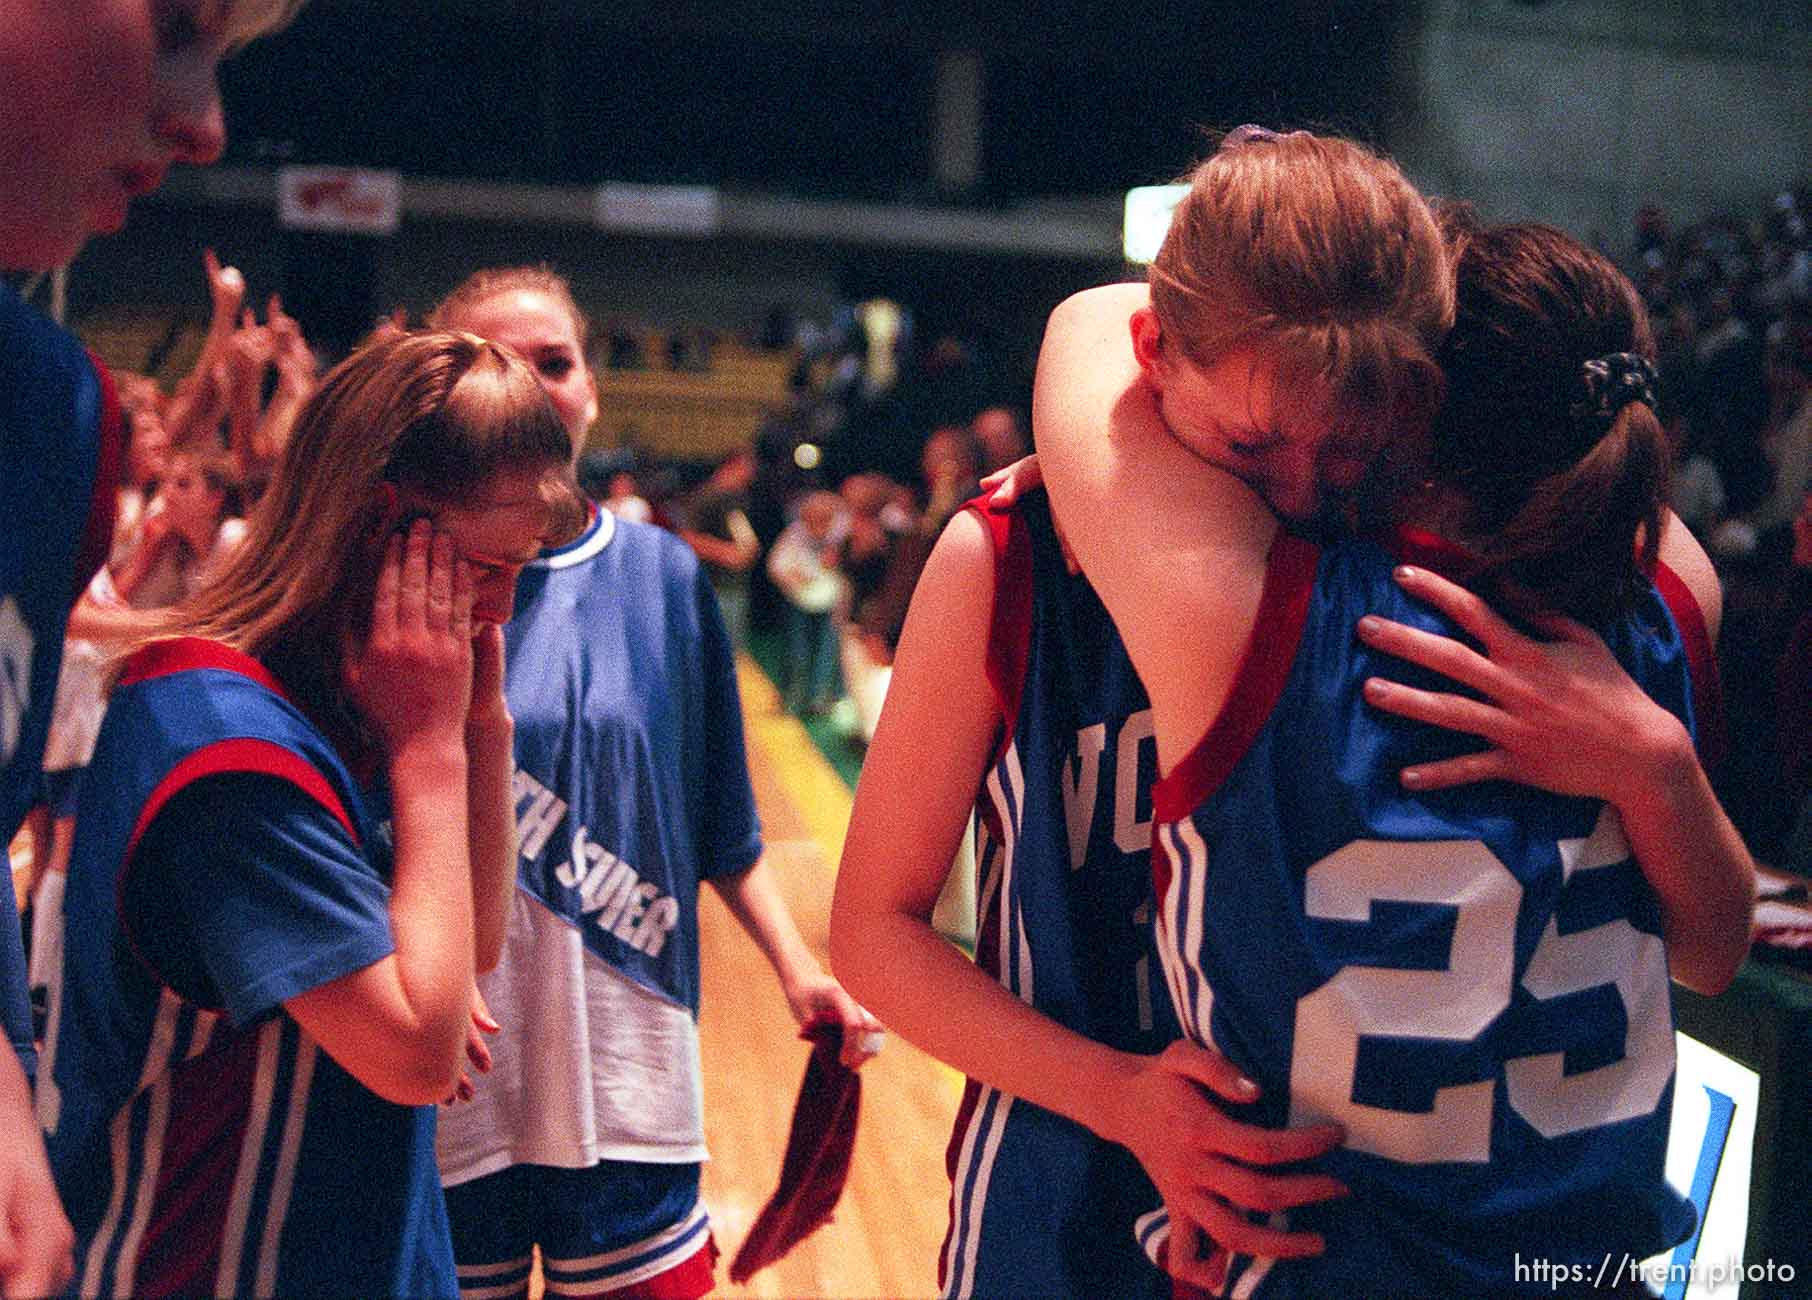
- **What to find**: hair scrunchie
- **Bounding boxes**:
[1574,352,1658,433]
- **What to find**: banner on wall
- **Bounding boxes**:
[277,166,403,235]
[594,183,721,237]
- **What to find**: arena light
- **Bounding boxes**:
[1122,184,1189,264]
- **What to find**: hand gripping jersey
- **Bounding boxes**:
[1,282,124,1075]
[1145,529,1712,1298]
[940,489,1177,1300]
[436,508,761,1187]
[39,639,455,1299]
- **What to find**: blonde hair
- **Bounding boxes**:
[143,330,584,706]
[203,0,309,51]
[1149,129,1453,481]
[427,264,592,354]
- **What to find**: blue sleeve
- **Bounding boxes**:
[690,561,763,880]
[0,886,34,1082]
[122,772,396,1027]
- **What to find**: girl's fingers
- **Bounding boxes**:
[1528,608,1597,645]
[397,518,432,630]
[1399,749,1513,791]
[1393,565,1514,649]
[1163,1218,1226,1289]
[1362,676,1504,741]
[1202,1116,1346,1169]
[1355,615,1502,698]
[451,555,475,644]
[370,533,404,640]
[1193,1155,1350,1214]
[424,530,454,632]
[1159,1039,1261,1105]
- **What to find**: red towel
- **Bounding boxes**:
[728,1019,862,1282]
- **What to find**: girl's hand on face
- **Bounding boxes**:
[343,519,476,760]
[465,622,512,741]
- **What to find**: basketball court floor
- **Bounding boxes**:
[694,658,958,1297]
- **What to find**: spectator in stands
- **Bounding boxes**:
[80,442,246,616]
[161,249,247,451]
[604,467,654,524]
[28,443,248,1042]
[1631,194,1811,861]
[855,423,984,660]
[767,489,849,713]
[677,446,762,648]
[836,472,909,741]
[972,404,1028,476]
[1729,312,1812,546]
[224,291,318,499]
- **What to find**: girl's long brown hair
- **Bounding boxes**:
[1432,208,1670,625]
[139,329,585,712]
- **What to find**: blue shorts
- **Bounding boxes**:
[442,1160,714,1299]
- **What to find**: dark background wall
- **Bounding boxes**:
[215,0,1399,202]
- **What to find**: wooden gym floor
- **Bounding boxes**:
[695,659,957,1298]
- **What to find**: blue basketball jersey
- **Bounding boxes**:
[494,506,760,1016]
[1,282,124,1075]
[436,507,762,1188]
[1148,528,1704,1297]
[40,639,455,1299]
[940,489,1176,1300]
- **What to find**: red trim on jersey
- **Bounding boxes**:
[970,489,1033,765]
[600,1236,718,1299]
[1653,560,1728,771]
[119,637,292,697]
[132,1028,264,1297]
[1150,532,1321,824]
[939,1077,986,1293]
[126,737,359,858]
[1384,524,1485,579]
[71,352,126,603]
[114,736,362,1002]
[112,642,363,1000]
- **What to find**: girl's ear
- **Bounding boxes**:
[1130,306,1166,383]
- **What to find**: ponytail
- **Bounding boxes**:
[1472,398,1670,625]
[1429,219,1669,625]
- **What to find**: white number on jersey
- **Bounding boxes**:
[1287,807,1673,1163]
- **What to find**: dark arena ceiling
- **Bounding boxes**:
[220,0,1402,203]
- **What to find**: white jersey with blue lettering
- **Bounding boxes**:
[1146,527,1711,1298]
[940,489,1176,1300]
[437,507,762,1184]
